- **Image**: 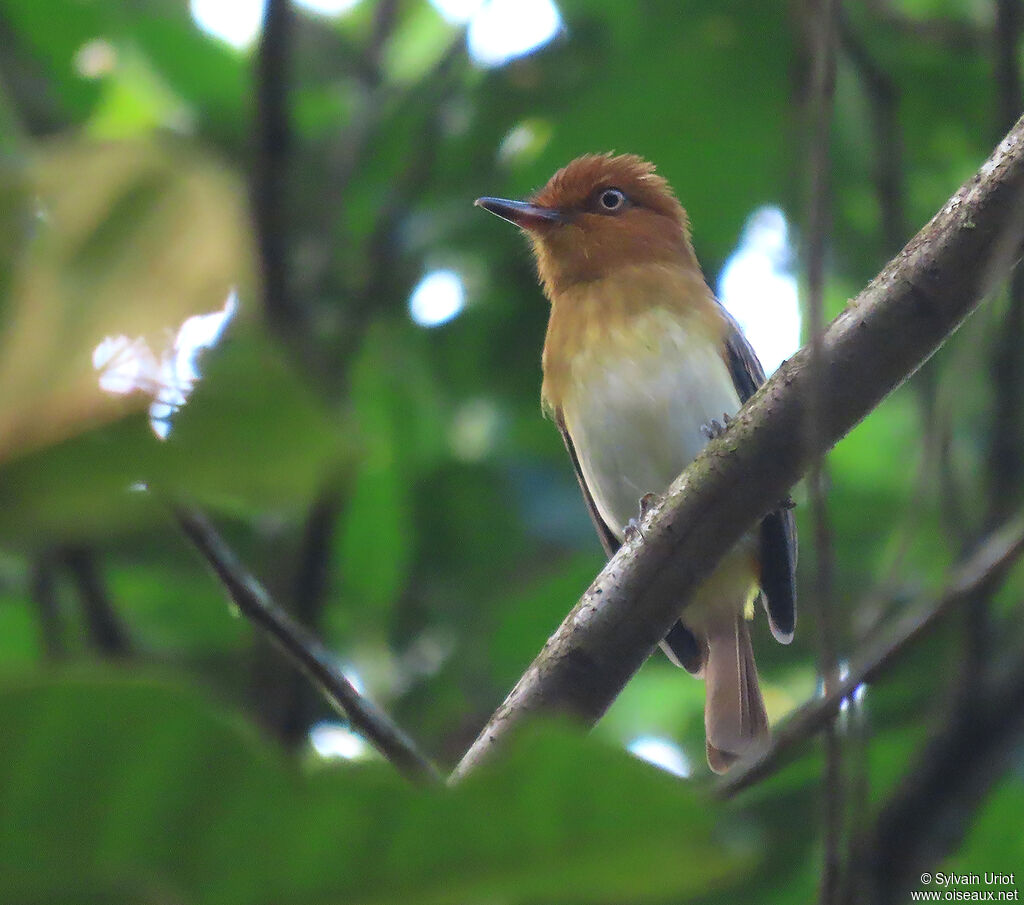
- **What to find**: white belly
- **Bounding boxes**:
[561,309,741,539]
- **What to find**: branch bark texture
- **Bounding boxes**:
[452,116,1024,782]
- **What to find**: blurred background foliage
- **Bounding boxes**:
[0,0,1023,902]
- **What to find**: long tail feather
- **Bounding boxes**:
[703,616,769,773]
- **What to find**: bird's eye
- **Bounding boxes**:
[598,188,626,212]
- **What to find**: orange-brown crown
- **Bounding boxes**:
[525,153,697,297]
[531,153,684,221]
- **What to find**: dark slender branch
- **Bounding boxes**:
[718,515,1024,796]
[804,0,841,685]
[29,551,64,660]
[838,17,937,637]
[173,506,441,784]
[968,0,1024,705]
[988,274,1024,529]
[839,14,907,256]
[838,693,872,905]
[60,546,131,657]
[987,0,1024,529]
[317,31,466,394]
[253,0,301,341]
[278,488,344,746]
[294,489,344,638]
[995,0,1022,135]
[451,116,1024,783]
[801,0,843,897]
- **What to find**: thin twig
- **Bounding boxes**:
[967,0,1024,704]
[251,488,345,746]
[803,0,841,689]
[279,488,344,745]
[173,506,441,784]
[987,0,1024,528]
[803,0,843,896]
[838,17,942,638]
[253,0,302,342]
[838,692,871,905]
[995,0,1022,135]
[29,551,64,660]
[718,515,1024,797]
[329,33,466,376]
[60,546,131,657]
[839,13,907,256]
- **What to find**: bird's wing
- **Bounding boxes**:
[718,302,798,644]
[555,409,620,558]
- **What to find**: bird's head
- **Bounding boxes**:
[476,153,697,299]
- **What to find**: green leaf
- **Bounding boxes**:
[0,593,42,666]
[335,322,445,622]
[0,674,757,905]
[0,327,350,542]
[946,776,1024,873]
[489,550,604,686]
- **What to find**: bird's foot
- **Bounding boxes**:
[624,492,660,542]
[700,412,733,441]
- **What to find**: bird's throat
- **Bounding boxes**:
[540,262,724,416]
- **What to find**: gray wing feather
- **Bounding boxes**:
[718,301,798,643]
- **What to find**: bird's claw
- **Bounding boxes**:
[700,412,733,441]
[624,492,660,543]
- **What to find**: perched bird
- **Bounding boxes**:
[476,154,796,772]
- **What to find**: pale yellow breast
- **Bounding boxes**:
[557,304,741,538]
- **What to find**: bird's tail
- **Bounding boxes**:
[703,614,769,774]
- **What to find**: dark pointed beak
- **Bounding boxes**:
[475,196,563,230]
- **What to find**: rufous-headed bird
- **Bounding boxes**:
[476,154,796,772]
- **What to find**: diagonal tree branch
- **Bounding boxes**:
[451,115,1024,783]
[717,515,1024,797]
[173,506,441,785]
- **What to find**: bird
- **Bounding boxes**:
[475,153,796,772]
